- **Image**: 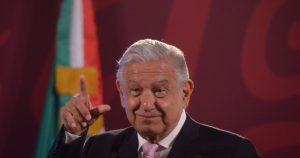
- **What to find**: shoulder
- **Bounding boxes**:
[185,116,255,148]
[198,122,244,141]
[195,123,259,157]
[187,116,245,140]
[174,116,260,157]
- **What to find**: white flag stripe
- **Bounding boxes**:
[70,0,84,67]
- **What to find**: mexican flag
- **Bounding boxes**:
[34,0,104,157]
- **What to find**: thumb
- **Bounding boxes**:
[89,104,111,119]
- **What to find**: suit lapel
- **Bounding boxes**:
[117,128,139,158]
[167,116,205,158]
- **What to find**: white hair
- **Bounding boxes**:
[116,39,189,86]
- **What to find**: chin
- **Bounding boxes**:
[136,124,164,138]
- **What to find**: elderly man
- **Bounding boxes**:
[48,39,260,158]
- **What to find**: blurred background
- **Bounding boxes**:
[0,0,299,157]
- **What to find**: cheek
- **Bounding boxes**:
[124,97,140,115]
[157,96,181,111]
[158,98,182,120]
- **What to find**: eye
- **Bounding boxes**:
[153,88,167,98]
[129,88,142,96]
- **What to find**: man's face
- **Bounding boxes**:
[116,59,193,142]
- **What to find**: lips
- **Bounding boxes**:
[135,113,161,118]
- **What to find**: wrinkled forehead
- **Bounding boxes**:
[122,60,178,83]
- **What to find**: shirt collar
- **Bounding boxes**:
[137,110,187,150]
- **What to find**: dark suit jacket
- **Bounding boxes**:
[48,116,260,158]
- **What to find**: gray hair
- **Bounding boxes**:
[116,39,190,86]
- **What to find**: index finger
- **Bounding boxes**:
[79,75,88,99]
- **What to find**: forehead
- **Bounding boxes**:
[122,60,178,83]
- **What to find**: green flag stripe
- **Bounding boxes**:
[56,0,72,66]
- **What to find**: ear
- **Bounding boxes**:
[182,79,194,109]
[116,80,125,108]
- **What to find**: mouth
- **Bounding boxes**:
[135,113,161,118]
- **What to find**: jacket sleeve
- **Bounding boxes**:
[47,127,87,158]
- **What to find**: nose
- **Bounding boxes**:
[140,89,156,111]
